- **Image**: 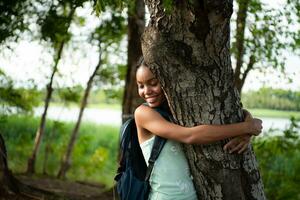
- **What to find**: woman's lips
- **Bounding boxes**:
[146,96,158,103]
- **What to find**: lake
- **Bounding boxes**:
[34,106,292,132]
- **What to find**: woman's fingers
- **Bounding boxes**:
[238,143,249,154]
[223,138,239,151]
[229,142,245,153]
[224,135,251,154]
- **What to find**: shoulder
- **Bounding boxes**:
[135,104,154,119]
[134,104,162,124]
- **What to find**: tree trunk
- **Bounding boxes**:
[1,134,62,199]
[142,1,265,199]
[27,40,65,174]
[233,0,249,94]
[27,7,76,174]
[121,0,145,122]
[57,51,102,178]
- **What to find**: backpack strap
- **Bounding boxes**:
[144,136,166,181]
[144,106,172,181]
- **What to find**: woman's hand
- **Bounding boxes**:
[243,108,263,135]
[248,118,263,136]
[223,109,261,154]
[223,135,251,154]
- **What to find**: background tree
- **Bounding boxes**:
[232,0,300,93]
[0,0,41,114]
[142,0,265,199]
[121,0,146,122]
[27,0,85,174]
[57,12,126,178]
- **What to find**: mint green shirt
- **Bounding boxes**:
[140,137,197,200]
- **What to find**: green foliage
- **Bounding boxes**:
[56,86,82,104]
[0,87,41,112]
[253,117,300,200]
[0,0,30,44]
[284,0,300,52]
[90,146,109,170]
[51,87,123,105]
[1,114,119,187]
[93,0,126,14]
[96,63,126,89]
[231,0,299,91]
[242,87,300,111]
[91,12,127,91]
[103,88,123,103]
[69,123,119,186]
[38,0,87,49]
[162,0,174,13]
[39,4,73,48]
[91,12,126,46]
[0,73,40,113]
[87,89,123,104]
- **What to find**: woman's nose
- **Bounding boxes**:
[144,86,152,94]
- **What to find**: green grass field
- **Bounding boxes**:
[249,109,300,119]
[1,115,120,188]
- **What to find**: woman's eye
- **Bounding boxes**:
[150,81,158,86]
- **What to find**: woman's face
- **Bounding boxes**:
[136,65,165,107]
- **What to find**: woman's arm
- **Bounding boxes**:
[135,105,262,144]
[223,109,256,154]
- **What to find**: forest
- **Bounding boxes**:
[0,0,299,199]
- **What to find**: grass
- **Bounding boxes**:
[249,109,300,119]
[0,114,120,188]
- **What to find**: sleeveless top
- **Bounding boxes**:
[140,137,198,200]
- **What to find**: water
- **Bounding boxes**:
[260,117,291,131]
[34,106,292,131]
[34,106,122,125]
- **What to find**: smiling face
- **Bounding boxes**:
[136,65,165,107]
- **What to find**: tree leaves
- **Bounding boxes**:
[0,0,27,43]
[253,118,300,200]
[231,0,299,92]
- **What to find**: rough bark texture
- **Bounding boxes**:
[142,0,265,199]
[57,51,102,178]
[121,0,145,122]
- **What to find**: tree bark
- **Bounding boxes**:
[57,50,102,178]
[142,0,265,199]
[121,0,145,122]
[26,7,76,174]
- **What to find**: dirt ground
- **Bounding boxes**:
[0,175,116,200]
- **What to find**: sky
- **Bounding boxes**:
[0,1,299,92]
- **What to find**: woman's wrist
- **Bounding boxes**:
[245,121,254,135]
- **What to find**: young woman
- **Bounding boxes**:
[134,61,262,200]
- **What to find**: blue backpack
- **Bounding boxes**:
[114,106,171,200]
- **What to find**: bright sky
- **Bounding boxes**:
[0,1,299,92]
